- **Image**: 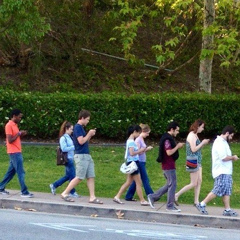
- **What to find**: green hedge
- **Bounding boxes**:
[0,90,239,139]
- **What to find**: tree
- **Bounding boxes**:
[109,0,240,93]
[0,0,50,67]
[199,0,215,93]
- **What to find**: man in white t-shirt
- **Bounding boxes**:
[197,126,239,216]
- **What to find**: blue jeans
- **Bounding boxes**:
[0,153,29,194]
[53,159,76,194]
[125,161,153,200]
[151,169,176,209]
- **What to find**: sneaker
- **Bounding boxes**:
[194,203,202,211]
[223,209,238,217]
[196,204,208,215]
[166,206,181,212]
[49,184,56,195]
[0,189,9,195]
[147,194,155,209]
[125,198,137,201]
[21,193,34,198]
[69,192,80,198]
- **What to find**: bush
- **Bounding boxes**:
[0,90,239,139]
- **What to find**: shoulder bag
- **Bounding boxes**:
[186,156,199,172]
[56,136,68,166]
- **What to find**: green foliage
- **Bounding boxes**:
[0,0,50,44]
[110,0,201,69]
[109,0,240,76]
[1,90,240,139]
[2,0,240,94]
[110,0,148,64]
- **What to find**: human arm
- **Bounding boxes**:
[166,142,185,156]
[129,146,146,156]
[6,130,27,143]
[145,146,153,152]
[135,137,153,153]
[213,140,239,162]
[77,129,96,145]
[188,132,209,153]
[60,136,75,152]
[222,155,239,162]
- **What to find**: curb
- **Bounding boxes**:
[1,198,240,230]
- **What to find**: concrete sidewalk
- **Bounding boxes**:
[0,190,239,230]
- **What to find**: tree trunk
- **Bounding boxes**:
[199,0,215,93]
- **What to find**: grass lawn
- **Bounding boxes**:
[0,143,240,208]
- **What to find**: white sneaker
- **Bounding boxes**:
[21,193,34,198]
[69,192,80,198]
[0,189,9,195]
[147,194,155,209]
[223,209,238,217]
[166,206,181,212]
[49,184,56,195]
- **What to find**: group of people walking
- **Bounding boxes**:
[0,108,239,217]
[147,121,238,217]
[113,119,239,217]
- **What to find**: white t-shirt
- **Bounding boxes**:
[212,135,232,178]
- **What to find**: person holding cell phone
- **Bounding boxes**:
[61,110,103,204]
[125,124,154,201]
[175,119,209,209]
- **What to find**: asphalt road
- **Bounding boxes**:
[1,209,240,240]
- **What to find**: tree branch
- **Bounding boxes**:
[170,50,201,75]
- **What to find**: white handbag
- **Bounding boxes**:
[120,161,138,174]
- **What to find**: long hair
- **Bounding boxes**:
[59,121,73,138]
[189,119,205,133]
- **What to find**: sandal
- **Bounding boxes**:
[89,198,103,204]
[140,200,150,206]
[113,197,124,204]
[61,194,75,202]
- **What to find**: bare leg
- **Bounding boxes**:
[62,177,81,196]
[222,195,230,209]
[201,191,216,205]
[115,175,133,199]
[194,167,202,204]
[87,177,96,202]
[133,174,145,202]
[175,171,199,201]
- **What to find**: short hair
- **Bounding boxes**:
[78,110,91,119]
[222,125,235,135]
[189,119,206,133]
[10,109,22,118]
[127,125,142,138]
[166,121,179,131]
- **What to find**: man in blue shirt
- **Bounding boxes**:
[61,110,103,204]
